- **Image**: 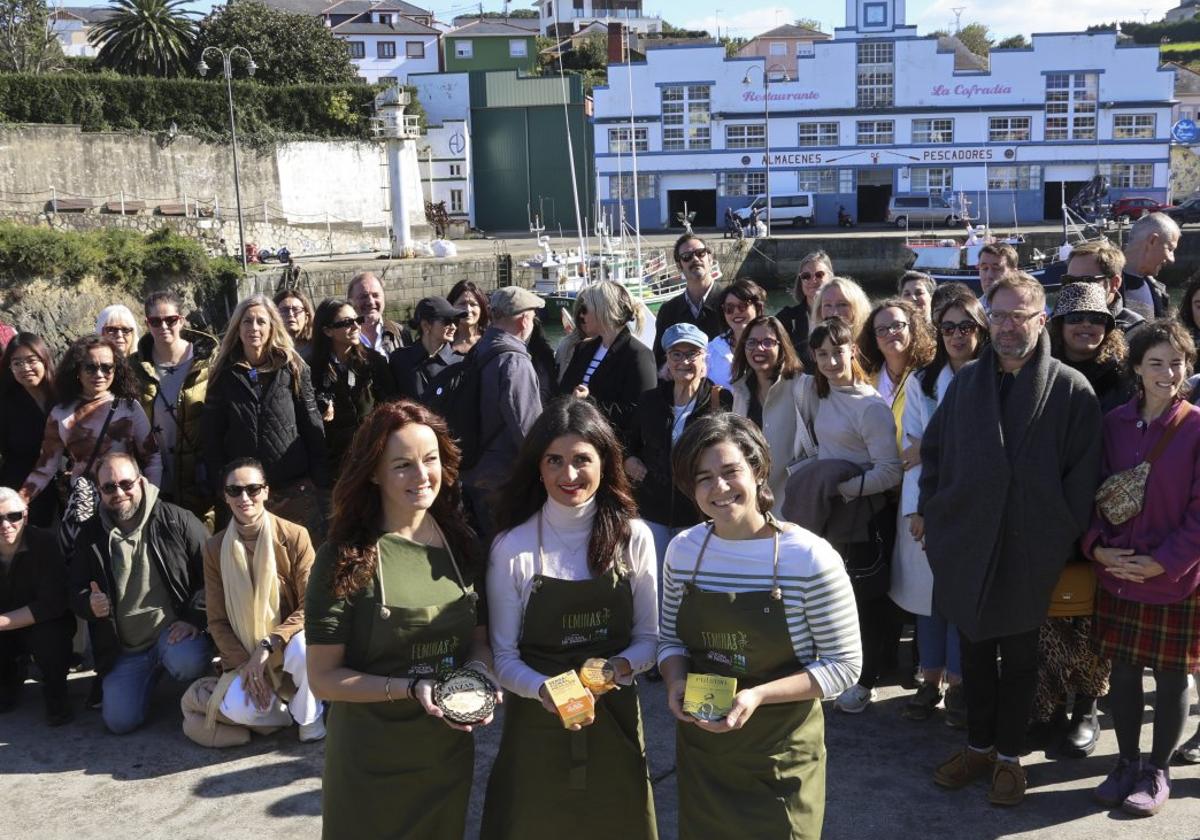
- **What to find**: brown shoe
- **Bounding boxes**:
[934,747,996,789]
[988,760,1027,806]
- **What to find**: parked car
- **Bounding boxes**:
[733,192,815,227]
[1165,196,1200,225]
[886,194,961,229]
[1108,196,1174,224]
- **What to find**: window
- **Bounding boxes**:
[856,41,893,108]
[450,189,463,213]
[797,168,853,193]
[449,164,462,177]
[608,126,648,153]
[724,172,766,197]
[1113,114,1156,139]
[988,116,1031,142]
[377,13,393,24]
[1044,72,1098,140]
[1104,163,1154,188]
[377,41,396,59]
[406,41,425,58]
[797,122,838,146]
[609,174,656,199]
[770,41,786,55]
[797,41,815,57]
[987,165,1042,190]
[379,76,398,86]
[725,124,765,149]
[347,41,366,59]
[455,40,473,58]
[856,120,894,145]
[863,2,887,25]
[912,118,953,144]
[546,1,552,15]
[661,84,711,151]
[910,168,952,193]
[509,39,528,57]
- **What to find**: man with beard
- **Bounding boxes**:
[69,452,210,734]
[652,234,725,367]
[918,273,1101,807]
[348,272,410,357]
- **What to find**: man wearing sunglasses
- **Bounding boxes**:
[390,296,467,401]
[68,451,211,735]
[651,234,725,367]
[1064,240,1146,337]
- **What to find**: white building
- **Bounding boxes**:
[531,0,661,37]
[592,0,1173,228]
[417,121,472,223]
[51,6,112,58]
[332,17,441,83]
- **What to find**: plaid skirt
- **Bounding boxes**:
[1094,586,1200,672]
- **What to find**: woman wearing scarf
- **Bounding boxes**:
[202,458,324,741]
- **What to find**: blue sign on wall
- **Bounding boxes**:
[1173,119,1200,144]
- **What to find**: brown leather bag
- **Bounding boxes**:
[1047,561,1096,618]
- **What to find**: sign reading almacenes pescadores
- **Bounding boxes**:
[757,147,1015,167]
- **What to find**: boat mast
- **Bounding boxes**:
[552,0,588,263]
[624,27,644,287]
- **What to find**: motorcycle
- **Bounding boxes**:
[837,205,855,228]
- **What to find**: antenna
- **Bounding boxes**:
[1139,8,1151,22]
[714,8,721,40]
[950,7,965,32]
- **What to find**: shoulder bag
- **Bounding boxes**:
[1095,403,1191,525]
[59,399,121,554]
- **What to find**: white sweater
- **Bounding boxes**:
[487,497,659,699]
[809,379,902,500]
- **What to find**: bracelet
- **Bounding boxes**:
[384,675,394,702]
[407,678,417,700]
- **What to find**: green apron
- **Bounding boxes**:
[481,513,658,840]
[322,535,478,840]
[674,524,826,840]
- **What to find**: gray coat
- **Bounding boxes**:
[464,326,543,491]
[918,332,1101,641]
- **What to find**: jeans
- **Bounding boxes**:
[958,627,1040,758]
[916,610,961,678]
[102,625,213,735]
[219,632,323,727]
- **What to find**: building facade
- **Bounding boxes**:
[531,0,661,37]
[417,120,472,224]
[333,18,441,83]
[592,0,1173,228]
[735,24,832,81]
[51,6,112,58]
[443,19,539,74]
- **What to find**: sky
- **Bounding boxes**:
[160,0,1179,40]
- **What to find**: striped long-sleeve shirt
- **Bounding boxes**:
[657,523,862,699]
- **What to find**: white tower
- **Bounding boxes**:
[373,88,424,259]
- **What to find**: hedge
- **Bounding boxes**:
[0,73,424,144]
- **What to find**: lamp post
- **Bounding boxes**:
[742,63,790,238]
[198,46,257,271]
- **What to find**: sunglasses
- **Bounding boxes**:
[723,300,755,315]
[224,483,267,499]
[331,316,366,330]
[0,511,25,524]
[102,326,134,336]
[147,315,182,329]
[83,362,115,376]
[100,478,137,496]
[939,320,980,337]
[873,321,909,337]
[746,338,780,351]
[798,270,827,282]
[1060,274,1109,285]
[678,247,709,263]
[1062,312,1110,327]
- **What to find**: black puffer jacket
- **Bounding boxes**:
[775,302,815,371]
[626,377,732,526]
[202,359,329,492]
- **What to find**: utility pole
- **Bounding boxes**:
[950,7,965,33]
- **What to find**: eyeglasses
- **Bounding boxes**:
[1062,312,1110,327]
[331,316,366,330]
[102,326,134,337]
[0,511,25,524]
[9,356,43,371]
[277,306,306,317]
[82,362,115,376]
[667,348,704,363]
[745,338,780,351]
[988,310,1040,327]
[722,300,756,315]
[1060,274,1109,285]
[798,270,827,283]
[678,247,709,263]
[873,321,909,337]
[939,320,980,337]
[99,478,137,496]
[147,315,182,329]
[224,483,266,499]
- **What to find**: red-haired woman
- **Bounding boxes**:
[305,400,497,838]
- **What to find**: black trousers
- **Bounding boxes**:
[858,595,902,690]
[0,613,75,704]
[958,627,1040,757]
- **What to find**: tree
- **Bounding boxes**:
[90,0,196,77]
[955,22,993,56]
[794,17,823,32]
[721,35,747,57]
[995,34,1029,49]
[0,0,63,73]
[193,0,358,85]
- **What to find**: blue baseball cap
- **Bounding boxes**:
[661,323,709,352]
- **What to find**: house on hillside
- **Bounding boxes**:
[444,19,539,74]
[530,0,661,37]
[736,24,832,80]
[1166,1,1200,23]
[51,6,114,58]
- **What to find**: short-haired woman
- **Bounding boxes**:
[95,304,139,358]
[482,397,659,838]
[1084,320,1200,817]
[273,289,315,362]
[448,279,490,356]
[776,250,832,368]
[203,458,324,741]
[659,413,861,839]
[706,279,767,388]
[306,401,496,838]
[899,271,935,322]
[811,276,872,341]
[1,334,58,526]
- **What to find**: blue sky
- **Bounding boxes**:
[165,0,1177,40]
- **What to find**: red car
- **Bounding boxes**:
[1108,197,1174,224]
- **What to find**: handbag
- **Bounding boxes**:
[835,472,896,601]
[1047,561,1096,618]
[1095,403,1190,525]
[58,399,120,555]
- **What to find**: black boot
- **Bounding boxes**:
[1059,695,1099,758]
[1026,704,1068,753]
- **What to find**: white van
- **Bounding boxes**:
[886,194,961,228]
[733,192,816,227]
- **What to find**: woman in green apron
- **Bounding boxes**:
[482,397,659,839]
[305,400,498,840]
[660,413,863,839]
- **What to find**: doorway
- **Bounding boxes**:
[1043,181,1088,221]
[667,189,717,229]
[857,169,893,224]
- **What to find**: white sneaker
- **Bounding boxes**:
[298,718,326,742]
[834,684,876,714]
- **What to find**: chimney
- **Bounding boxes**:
[608,22,625,65]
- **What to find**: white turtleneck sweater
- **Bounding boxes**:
[487,496,660,699]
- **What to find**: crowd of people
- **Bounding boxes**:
[0,210,1198,836]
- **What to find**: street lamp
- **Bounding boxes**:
[742,63,790,238]
[198,46,257,271]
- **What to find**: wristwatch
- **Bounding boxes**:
[259,638,274,652]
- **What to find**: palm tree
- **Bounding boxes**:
[90,0,197,77]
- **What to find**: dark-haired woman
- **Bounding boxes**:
[776,250,832,369]
[448,279,490,356]
[1084,320,1200,816]
[706,279,766,388]
[1,334,58,526]
[274,288,315,362]
[482,397,659,839]
[310,297,396,474]
[20,335,161,505]
[306,400,496,838]
[659,413,861,839]
[1050,282,1134,413]
[894,292,988,725]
